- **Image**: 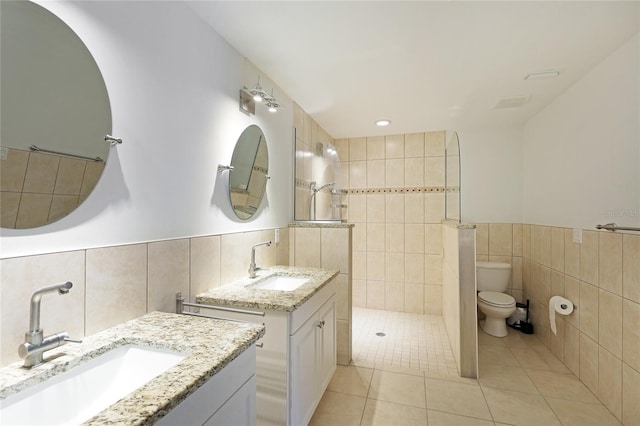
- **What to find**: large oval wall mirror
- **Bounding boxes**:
[228,125,269,220]
[1,1,112,229]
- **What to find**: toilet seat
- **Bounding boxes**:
[478,291,515,307]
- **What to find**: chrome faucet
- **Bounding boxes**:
[248,241,271,278]
[18,282,81,368]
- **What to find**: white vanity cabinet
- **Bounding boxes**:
[196,276,337,426]
[290,295,336,426]
[157,346,257,426]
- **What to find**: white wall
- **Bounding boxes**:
[522,34,639,230]
[459,126,523,224]
[1,1,294,258]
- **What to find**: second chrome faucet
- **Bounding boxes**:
[248,241,271,278]
[19,281,82,368]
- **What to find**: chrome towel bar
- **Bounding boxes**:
[30,144,104,163]
[176,292,265,317]
[596,223,640,232]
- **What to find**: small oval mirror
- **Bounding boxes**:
[1,1,112,229]
[228,125,269,220]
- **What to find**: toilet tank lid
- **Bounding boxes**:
[476,261,511,270]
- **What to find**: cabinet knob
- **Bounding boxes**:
[317,320,325,329]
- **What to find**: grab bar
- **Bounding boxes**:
[30,145,104,163]
[596,223,640,232]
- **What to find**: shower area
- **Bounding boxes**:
[293,126,344,222]
[293,114,471,376]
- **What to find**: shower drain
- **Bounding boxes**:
[376,332,386,337]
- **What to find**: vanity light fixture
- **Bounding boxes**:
[265,89,279,113]
[249,76,265,102]
[375,119,391,127]
[240,77,281,115]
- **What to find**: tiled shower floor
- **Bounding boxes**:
[351,307,458,375]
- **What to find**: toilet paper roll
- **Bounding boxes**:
[549,296,574,335]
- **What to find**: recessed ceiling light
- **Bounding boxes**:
[375,119,391,127]
[524,70,560,80]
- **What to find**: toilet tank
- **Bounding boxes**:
[476,261,511,292]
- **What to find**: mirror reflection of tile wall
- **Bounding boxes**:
[335,131,446,315]
[1,148,104,228]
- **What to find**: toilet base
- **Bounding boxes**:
[480,317,509,337]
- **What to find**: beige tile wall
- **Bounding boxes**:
[476,223,640,425]
[336,131,446,314]
[0,227,288,367]
[1,148,104,228]
[290,224,353,366]
[443,222,478,378]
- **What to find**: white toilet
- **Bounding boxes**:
[476,261,516,337]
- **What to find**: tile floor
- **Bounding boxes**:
[351,307,458,375]
[310,308,621,426]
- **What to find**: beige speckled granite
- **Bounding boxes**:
[0,312,264,425]
[197,265,339,312]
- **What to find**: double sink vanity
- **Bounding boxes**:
[0,265,338,426]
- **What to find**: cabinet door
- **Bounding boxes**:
[317,297,336,392]
[290,315,319,426]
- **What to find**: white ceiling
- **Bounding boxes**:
[187,1,639,139]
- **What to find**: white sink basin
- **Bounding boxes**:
[0,344,185,425]
[251,275,310,291]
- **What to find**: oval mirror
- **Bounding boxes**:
[1,1,112,229]
[228,125,269,220]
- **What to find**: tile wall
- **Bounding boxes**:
[1,148,104,228]
[0,227,288,367]
[443,222,478,378]
[335,132,446,314]
[289,224,353,365]
[476,223,640,425]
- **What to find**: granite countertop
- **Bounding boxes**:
[197,265,339,312]
[0,312,265,425]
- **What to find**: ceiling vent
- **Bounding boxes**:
[494,95,530,109]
